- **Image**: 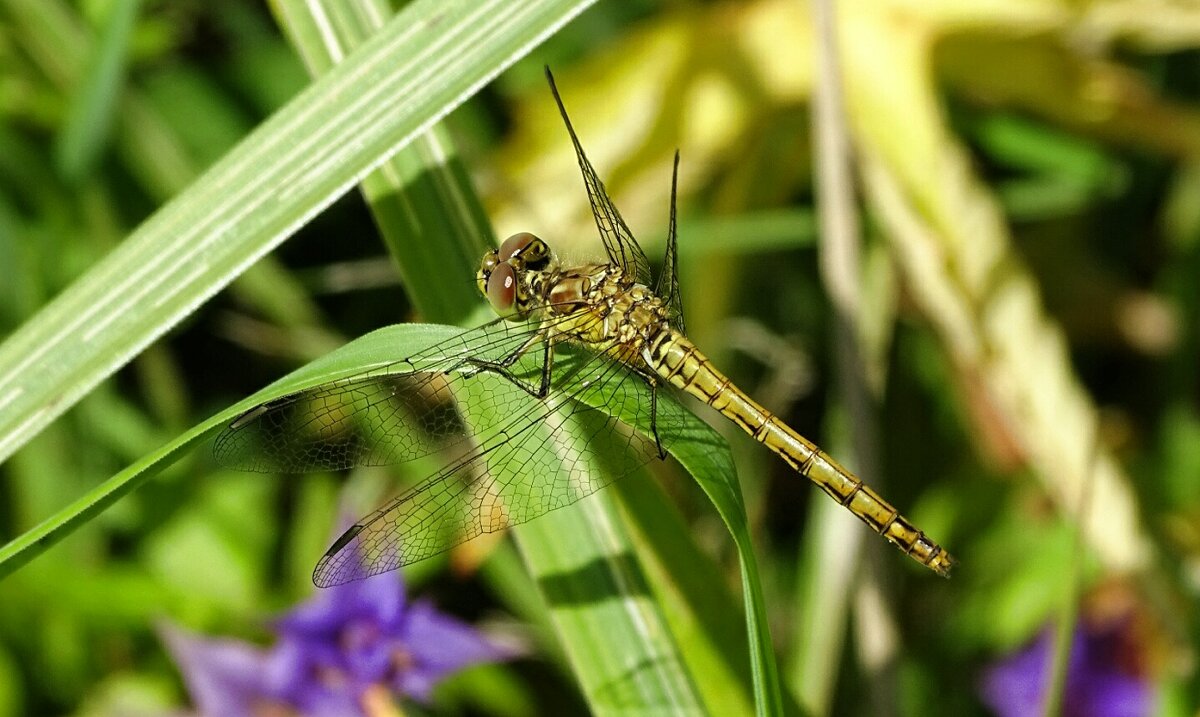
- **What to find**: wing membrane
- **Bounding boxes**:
[545,67,653,286]
[213,317,548,473]
[312,341,676,586]
[655,150,686,333]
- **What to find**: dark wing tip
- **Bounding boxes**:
[545,65,568,122]
[312,523,368,588]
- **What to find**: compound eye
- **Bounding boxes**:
[523,238,550,270]
[486,263,517,316]
[499,232,537,261]
[480,250,499,273]
[477,251,500,297]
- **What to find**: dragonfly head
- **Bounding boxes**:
[478,232,553,320]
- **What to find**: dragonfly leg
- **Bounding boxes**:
[462,334,555,400]
[649,385,666,459]
[628,363,668,459]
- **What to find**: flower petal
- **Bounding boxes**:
[158,622,278,717]
[392,599,517,701]
[277,573,406,637]
[980,631,1052,717]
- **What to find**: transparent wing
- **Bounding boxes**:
[545,67,653,286]
[212,316,550,473]
[312,342,681,587]
[654,150,686,333]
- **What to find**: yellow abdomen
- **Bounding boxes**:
[646,329,954,576]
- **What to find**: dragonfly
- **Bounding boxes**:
[214,68,954,587]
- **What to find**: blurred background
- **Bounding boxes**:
[1,0,1199,714]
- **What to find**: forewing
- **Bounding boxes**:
[545,67,653,286]
[312,343,683,587]
[212,317,547,472]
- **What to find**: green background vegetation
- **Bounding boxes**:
[1,0,1198,714]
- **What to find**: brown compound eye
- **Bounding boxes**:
[486,262,518,316]
[499,232,537,261]
[521,236,550,270]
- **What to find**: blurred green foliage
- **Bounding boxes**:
[2,0,1200,715]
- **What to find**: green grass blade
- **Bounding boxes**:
[271,0,494,324]
[564,338,783,716]
[53,0,140,181]
[516,500,707,714]
[0,0,598,465]
[673,209,818,256]
[611,474,761,716]
[367,126,497,324]
[4,0,207,197]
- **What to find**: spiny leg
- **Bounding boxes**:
[649,385,666,459]
[462,333,556,400]
[628,363,668,459]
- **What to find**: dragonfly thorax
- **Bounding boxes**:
[543,263,672,365]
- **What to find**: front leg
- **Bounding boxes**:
[461,332,555,400]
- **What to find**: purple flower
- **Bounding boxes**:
[274,572,516,703]
[980,621,1152,717]
[159,626,300,717]
[161,571,517,717]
